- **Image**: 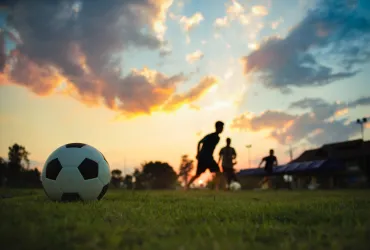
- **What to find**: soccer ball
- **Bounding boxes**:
[229,181,241,191]
[41,143,111,202]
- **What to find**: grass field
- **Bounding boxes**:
[1,188,370,250]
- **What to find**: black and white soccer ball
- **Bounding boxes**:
[229,181,242,191]
[41,143,111,202]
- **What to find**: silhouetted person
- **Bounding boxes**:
[218,138,238,188]
[186,121,224,190]
[258,149,278,188]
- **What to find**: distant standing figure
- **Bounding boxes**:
[258,149,278,188]
[186,121,224,190]
[218,138,238,188]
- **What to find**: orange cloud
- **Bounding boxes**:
[148,0,174,40]
[186,50,204,64]
[231,110,296,131]
[163,76,219,111]
[2,55,66,96]
[2,52,218,117]
[335,108,349,117]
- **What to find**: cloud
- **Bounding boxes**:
[163,76,219,111]
[0,0,217,117]
[231,110,296,131]
[214,17,229,28]
[251,5,269,16]
[271,17,284,30]
[169,12,204,43]
[241,0,370,92]
[231,96,370,146]
[179,12,204,32]
[213,0,268,44]
[186,50,204,64]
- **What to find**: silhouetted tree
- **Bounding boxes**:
[110,169,123,188]
[179,155,194,187]
[122,174,133,189]
[7,143,30,186]
[21,168,41,188]
[133,168,150,190]
[141,161,177,189]
[0,157,7,186]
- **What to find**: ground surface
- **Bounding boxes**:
[1,188,370,250]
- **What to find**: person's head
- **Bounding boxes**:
[226,138,231,146]
[215,121,224,134]
[269,149,274,156]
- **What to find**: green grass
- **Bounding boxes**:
[1,189,370,250]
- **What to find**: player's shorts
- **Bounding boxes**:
[196,157,220,175]
[264,167,273,176]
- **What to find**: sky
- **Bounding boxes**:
[0,0,370,183]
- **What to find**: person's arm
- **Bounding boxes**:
[196,136,207,159]
[218,148,223,165]
[258,158,265,168]
[232,148,237,160]
[274,157,278,167]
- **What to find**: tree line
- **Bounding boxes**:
[0,143,197,189]
[111,154,196,189]
[0,144,41,188]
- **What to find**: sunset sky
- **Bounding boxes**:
[1,0,370,182]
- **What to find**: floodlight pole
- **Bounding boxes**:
[356,117,368,141]
[289,144,293,162]
[246,145,252,168]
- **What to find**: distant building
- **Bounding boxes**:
[290,139,370,188]
[238,139,370,189]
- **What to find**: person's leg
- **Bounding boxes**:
[214,172,222,191]
[221,171,228,190]
[226,169,233,186]
[222,167,230,189]
[210,160,222,191]
[231,168,238,183]
[186,160,205,189]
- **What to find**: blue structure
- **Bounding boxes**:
[237,160,345,177]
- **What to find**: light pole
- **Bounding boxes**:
[356,117,368,140]
[289,144,294,162]
[246,144,252,168]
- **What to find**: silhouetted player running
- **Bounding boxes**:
[186,121,224,190]
[258,149,278,188]
[218,138,238,188]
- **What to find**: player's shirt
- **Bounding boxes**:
[219,146,236,168]
[263,155,277,172]
[198,132,220,159]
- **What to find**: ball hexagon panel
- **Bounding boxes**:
[98,160,111,185]
[82,145,106,164]
[45,158,63,180]
[56,167,85,193]
[65,143,86,148]
[78,178,104,200]
[97,184,109,200]
[51,146,92,168]
[78,158,99,180]
[101,152,109,164]
[42,145,66,177]
[42,178,63,201]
